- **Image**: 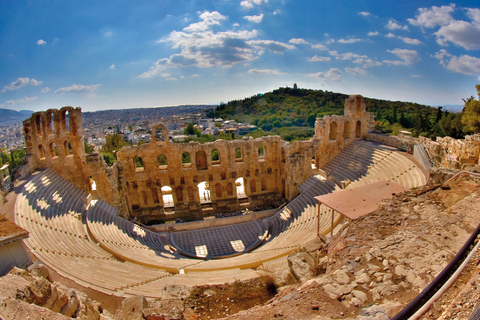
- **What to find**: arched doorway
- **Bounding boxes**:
[161,186,174,208]
[355,120,361,138]
[235,177,246,199]
[198,181,211,204]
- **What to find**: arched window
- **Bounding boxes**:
[38,144,45,159]
[211,149,220,164]
[215,183,222,198]
[49,143,58,158]
[255,169,259,177]
[250,179,256,193]
[198,181,211,203]
[258,145,265,158]
[329,122,337,140]
[261,177,267,191]
[344,121,351,139]
[196,150,207,170]
[35,115,43,136]
[134,156,144,171]
[64,140,73,155]
[152,188,159,204]
[182,152,191,168]
[48,112,54,135]
[235,148,242,162]
[158,154,167,169]
[226,182,234,196]
[355,120,362,138]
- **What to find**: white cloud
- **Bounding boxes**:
[467,8,480,25]
[55,84,102,94]
[408,4,455,28]
[383,48,419,65]
[435,20,480,50]
[17,96,38,103]
[160,73,170,78]
[104,31,112,37]
[308,55,331,62]
[337,38,362,44]
[2,77,30,92]
[52,38,59,45]
[345,67,367,76]
[358,12,370,17]
[0,100,15,108]
[37,39,46,45]
[368,31,379,36]
[42,87,50,93]
[109,64,115,70]
[398,36,423,45]
[166,78,177,81]
[335,52,368,60]
[307,68,342,81]
[241,0,266,9]
[353,58,382,68]
[289,38,309,45]
[411,75,423,78]
[434,49,480,80]
[386,32,396,38]
[30,79,42,86]
[311,44,327,50]
[191,74,200,78]
[244,14,264,23]
[248,40,296,53]
[386,19,408,30]
[183,11,227,32]
[248,69,285,75]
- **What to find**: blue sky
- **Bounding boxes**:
[1,0,480,112]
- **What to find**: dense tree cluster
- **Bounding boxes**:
[100,133,129,166]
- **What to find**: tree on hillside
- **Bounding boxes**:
[100,133,129,166]
[462,85,480,133]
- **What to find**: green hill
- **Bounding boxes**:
[207,86,465,139]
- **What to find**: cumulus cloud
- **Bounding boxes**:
[183,11,227,32]
[397,36,423,45]
[435,20,480,50]
[30,79,43,86]
[2,77,30,92]
[42,87,50,93]
[248,40,296,53]
[37,39,46,45]
[408,4,455,28]
[308,55,331,62]
[289,38,309,45]
[353,58,382,68]
[345,67,367,76]
[337,38,362,44]
[241,0,266,9]
[109,64,115,70]
[383,48,419,65]
[247,68,285,75]
[55,84,102,94]
[334,52,368,60]
[434,49,480,80]
[386,19,408,30]
[368,31,379,36]
[0,100,15,108]
[358,12,370,17]
[17,96,38,103]
[307,68,342,81]
[311,44,328,50]
[244,14,264,23]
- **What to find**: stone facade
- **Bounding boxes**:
[22,95,374,224]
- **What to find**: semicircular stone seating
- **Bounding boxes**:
[15,140,427,298]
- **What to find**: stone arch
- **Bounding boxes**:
[38,144,45,159]
[47,110,54,135]
[182,152,191,168]
[60,110,68,132]
[35,114,43,136]
[161,186,173,207]
[250,179,256,193]
[226,182,234,196]
[151,123,169,143]
[329,121,337,140]
[344,121,351,139]
[134,156,144,171]
[258,145,264,158]
[198,181,211,203]
[158,154,167,169]
[211,149,220,164]
[215,183,222,198]
[235,147,242,162]
[49,143,58,158]
[196,151,207,170]
[236,177,246,199]
[355,120,362,138]
[64,140,73,155]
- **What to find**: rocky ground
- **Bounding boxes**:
[2,170,480,319]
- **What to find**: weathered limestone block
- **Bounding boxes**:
[114,295,148,320]
[287,251,315,282]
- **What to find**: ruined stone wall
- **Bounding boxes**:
[22,95,375,223]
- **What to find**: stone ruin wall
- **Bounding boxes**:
[21,95,374,223]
